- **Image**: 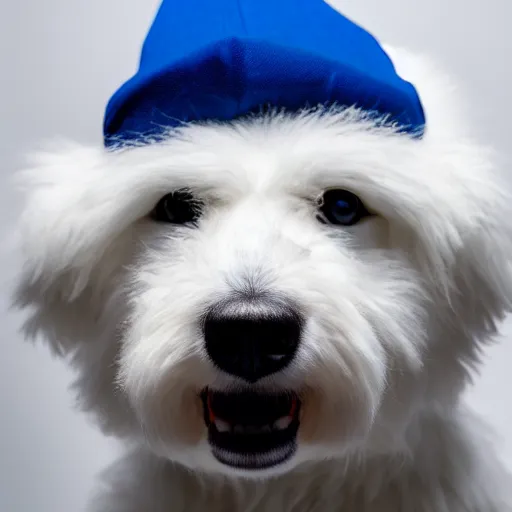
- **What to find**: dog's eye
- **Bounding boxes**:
[152,190,202,224]
[318,189,369,226]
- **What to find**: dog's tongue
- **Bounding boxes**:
[207,391,216,423]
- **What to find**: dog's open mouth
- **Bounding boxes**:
[201,389,301,470]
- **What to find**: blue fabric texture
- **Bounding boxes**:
[104,0,426,146]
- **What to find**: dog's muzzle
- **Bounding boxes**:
[201,298,304,470]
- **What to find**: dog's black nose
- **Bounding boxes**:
[203,303,303,383]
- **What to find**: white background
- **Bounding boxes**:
[0,1,510,510]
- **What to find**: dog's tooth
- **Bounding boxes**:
[233,425,244,434]
[261,424,272,433]
[273,416,292,430]
[214,419,231,433]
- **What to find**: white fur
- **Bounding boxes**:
[12,46,512,511]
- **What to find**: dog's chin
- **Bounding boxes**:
[201,389,301,471]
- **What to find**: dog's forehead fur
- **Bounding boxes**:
[13,46,512,509]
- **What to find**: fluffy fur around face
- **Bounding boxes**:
[13,46,512,511]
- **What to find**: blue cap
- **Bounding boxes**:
[104,0,425,145]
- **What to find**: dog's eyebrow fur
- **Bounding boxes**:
[104,115,408,201]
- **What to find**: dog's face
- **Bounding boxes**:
[14,50,512,478]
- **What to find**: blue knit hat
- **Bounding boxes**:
[104,0,425,146]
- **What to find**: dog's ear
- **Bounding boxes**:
[450,195,512,338]
[12,141,136,356]
[386,45,512,336]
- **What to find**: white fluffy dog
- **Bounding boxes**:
[12,31,512,512]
